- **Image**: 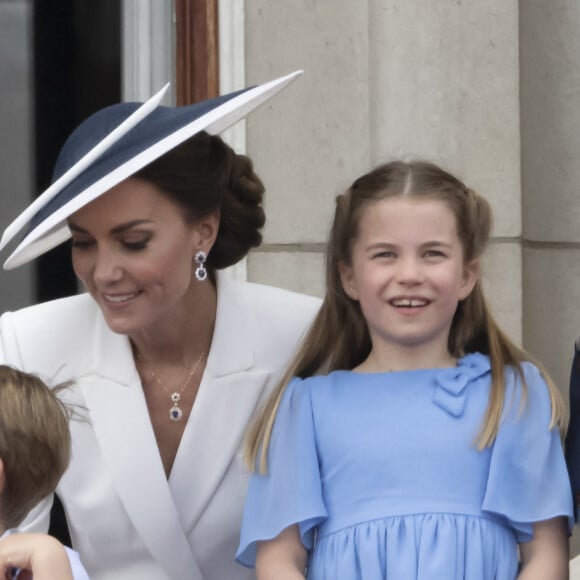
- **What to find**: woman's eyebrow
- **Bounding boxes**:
[68,219,154,235]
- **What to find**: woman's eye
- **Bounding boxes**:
[123,241,148,251]
[71,239,92,249]
[424,250,445,258]
[122,238,150,251]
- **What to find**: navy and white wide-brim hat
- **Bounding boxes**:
[0,70,303,270]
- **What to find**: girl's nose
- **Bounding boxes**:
[395,256,423,284]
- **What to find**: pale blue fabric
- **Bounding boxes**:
[65,546,91,580]
[236,353,574,579]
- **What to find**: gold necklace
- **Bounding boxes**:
[138,351,205,422]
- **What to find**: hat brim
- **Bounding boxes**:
[2,70,303,270]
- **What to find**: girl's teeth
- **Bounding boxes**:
[393,299,427,307]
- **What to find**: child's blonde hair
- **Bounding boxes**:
[0,365,71,529]
[246,160,567,473]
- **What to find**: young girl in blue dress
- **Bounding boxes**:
[236,160,573,579]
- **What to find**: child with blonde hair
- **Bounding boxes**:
[237,161,573,579]
[0,365,88,579]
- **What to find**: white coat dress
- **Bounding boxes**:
[0,272,320,580]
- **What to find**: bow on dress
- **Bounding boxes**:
[432,353,491,418]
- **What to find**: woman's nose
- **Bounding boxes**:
[92,247,123,284]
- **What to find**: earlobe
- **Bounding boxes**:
[338,260,359,300]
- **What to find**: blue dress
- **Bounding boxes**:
[236,353,574,579]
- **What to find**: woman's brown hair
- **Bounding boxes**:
[136,130,266,273]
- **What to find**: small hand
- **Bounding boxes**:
[0,534,73,580]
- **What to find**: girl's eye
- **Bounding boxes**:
[424,250,445,258]
[373,251,395,259]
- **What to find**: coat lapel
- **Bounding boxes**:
[82,315,204,579]
[78,272,271,575]
[169,272,272,531]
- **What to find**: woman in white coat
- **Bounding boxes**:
[0,72,320,580]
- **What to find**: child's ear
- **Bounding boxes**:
[338,260,359,301]
[459,259,479,300]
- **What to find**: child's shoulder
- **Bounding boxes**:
[285,371,352,400]
[287,372,342,391]
[461,352,544,392]
[504,359,546,392]
[295,368,360,385]
[502,360,554,421]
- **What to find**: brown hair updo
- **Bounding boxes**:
[136,131,265,272]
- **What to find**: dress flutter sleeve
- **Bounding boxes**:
[236,376,327,568]
[481,362,574,541]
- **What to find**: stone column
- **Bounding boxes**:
[520,0,580,390]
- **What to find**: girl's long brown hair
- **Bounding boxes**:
[245,160,567,473]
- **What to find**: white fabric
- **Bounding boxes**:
[2,272,320,580]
